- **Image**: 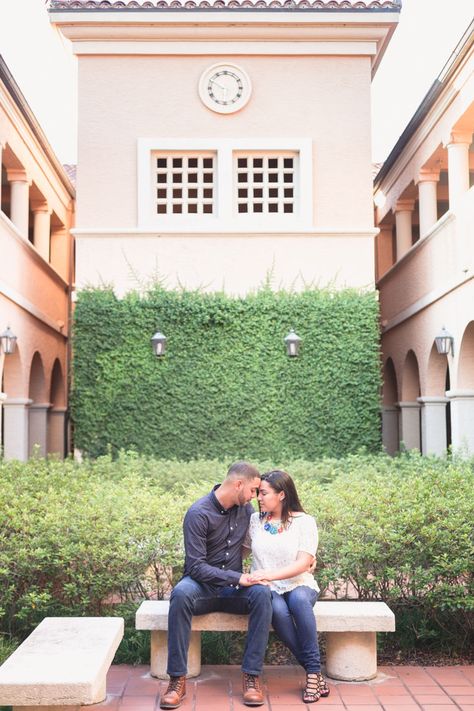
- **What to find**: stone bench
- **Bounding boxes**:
[0,617,124,711]
[136,599,395,682]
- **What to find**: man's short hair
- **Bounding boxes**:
[226,461,260,481]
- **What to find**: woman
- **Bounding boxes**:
[245,470,330,703]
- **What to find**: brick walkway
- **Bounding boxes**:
[97,664,474,711]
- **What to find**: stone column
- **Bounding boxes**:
[382,405,399,455]
[376,225,394,279]
[31,199,52,262]
[398,401,421,451]
[3,398,32,461]
[47,407,67,457]
[50,226,70,281]
[6,168,29,236]
[0,142,3,208]
[0,391,6,452]
[394,199,415,260]
[417,396,447,456]
[446,131,472,208]
[29,402,51,457]
[416,170,439,238]
[446,389,474,455]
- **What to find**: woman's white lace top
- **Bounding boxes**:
[245,511,320,594]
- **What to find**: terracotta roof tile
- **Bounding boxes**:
[63,164,77,187]
[49,0,401,10]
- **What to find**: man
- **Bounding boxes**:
[160,461,272,709]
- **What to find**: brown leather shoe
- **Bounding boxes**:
[160,675,186,709]
[242,673,264,706]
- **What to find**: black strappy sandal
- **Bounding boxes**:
[303,672,330,703]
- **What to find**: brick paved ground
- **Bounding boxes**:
[96,663,474,711]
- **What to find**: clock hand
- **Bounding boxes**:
[210,79,226,91]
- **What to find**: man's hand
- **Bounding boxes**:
[239,572,270,586]
[238,573,256,586]
[247,568,274,584]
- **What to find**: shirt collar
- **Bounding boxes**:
[210,485,235,515]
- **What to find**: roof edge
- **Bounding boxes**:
[374,19,474,189]
[0,55,75,200]
[48,0,402,11]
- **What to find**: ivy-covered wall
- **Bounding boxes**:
[72,287,381,459]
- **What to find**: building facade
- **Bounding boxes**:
[374,22,474,455]
[0,57,75,460]
[49,0,400,297]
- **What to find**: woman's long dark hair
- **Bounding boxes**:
[260,470,305,525]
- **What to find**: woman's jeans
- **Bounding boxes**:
[271,586,321,673]
[167,576,273,677]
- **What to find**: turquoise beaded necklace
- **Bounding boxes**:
[263,512,284,535]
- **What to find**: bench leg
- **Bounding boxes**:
[150,630,202,680]
[325,631,377,681]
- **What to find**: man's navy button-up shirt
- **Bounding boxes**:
[183,486,254,587]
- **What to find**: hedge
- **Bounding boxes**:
[0,452,472,660]
[71,286,381,459]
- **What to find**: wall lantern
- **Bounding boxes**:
[434,326,454,356]
[284,329,302,357]
[151,330,167,357]
[0,326,17,355]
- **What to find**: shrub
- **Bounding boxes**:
[0,452,472,659]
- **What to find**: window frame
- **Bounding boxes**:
[137,138,313,231]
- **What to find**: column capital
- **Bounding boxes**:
[30,199,52,215]
[394,199,416,213]
[444,130,473,147]
[446,389,474,400]
[3,397,33,407]
[29,402,52,411]
[5,168,30,184]
[397,400,421,409]
[416,169,440,185]
[417,396,448,405]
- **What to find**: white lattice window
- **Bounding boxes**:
[138,138,312,230]
[154,152,215,215]
[235,153,297,215]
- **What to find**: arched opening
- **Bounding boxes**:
[422,344,450,455]
[382,357,399,455]
[458,321,474,389]
[47,359,66,457]
[450,321,474,454]
[28,352,48,457]
[400,350,421,451]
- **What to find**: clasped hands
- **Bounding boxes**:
[239,569,274,587]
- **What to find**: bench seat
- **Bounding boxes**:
[136,599,395,682]
[0,617,124,711]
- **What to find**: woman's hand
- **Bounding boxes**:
[248,568,275,583]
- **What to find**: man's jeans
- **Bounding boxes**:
[167,576,273,676]
[271,586,321,673]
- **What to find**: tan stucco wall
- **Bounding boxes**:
[77,55,373,229]
[75,54,375,292]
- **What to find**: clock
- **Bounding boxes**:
[199,63,252,114]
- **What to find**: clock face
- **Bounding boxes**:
[199,64,251,114]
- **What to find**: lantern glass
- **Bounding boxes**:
[151,331,167,357]
[0,327,17,355]
[434,327,453,356]
[284,329,302,357]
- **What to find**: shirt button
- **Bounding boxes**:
[227,540,231,544]
[221,510,225,514]
[226,552,229,556]
[230,527,233,531]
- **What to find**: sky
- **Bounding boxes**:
[0,0,473,165]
